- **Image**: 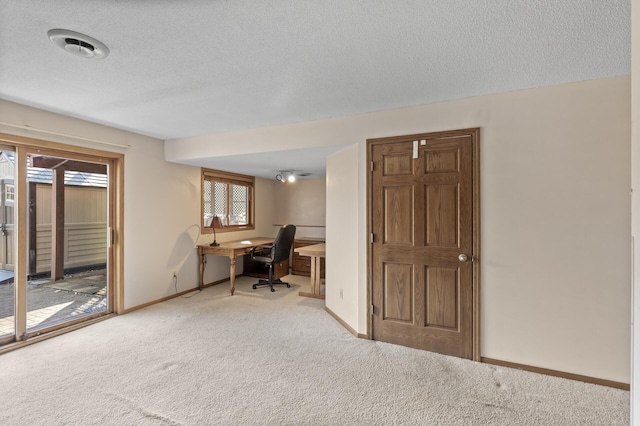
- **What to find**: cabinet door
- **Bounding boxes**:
[293,255,312,276]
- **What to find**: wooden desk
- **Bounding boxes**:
[294,243,326,299]
[292,238,325,277]
[198,237,273,295]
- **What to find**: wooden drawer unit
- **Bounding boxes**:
[292,238,325,277]
[243,256,289,280]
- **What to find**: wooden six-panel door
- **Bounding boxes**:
[369,129,478,359]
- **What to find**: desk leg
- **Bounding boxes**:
[229,257,236,295]
[199,253,205,291]
[311,256,318,295]
[316,257,322,295]
[313,256,323,296]
[299,256,325,300]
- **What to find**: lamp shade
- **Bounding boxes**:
[210,216,223,229]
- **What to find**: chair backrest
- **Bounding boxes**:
[272,224,296,263]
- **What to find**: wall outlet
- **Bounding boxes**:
[339,289,343,299]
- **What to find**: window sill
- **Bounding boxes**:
[203,225,255,234]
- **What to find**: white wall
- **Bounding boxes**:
[121,128,202,307]
[357,141,368,334]
[631,0,639,420]
[478,80,630,383]
[326,145,360,328]
[168,76,631,383]
[273,178,326,240]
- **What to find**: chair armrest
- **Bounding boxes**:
[250,244,275,259]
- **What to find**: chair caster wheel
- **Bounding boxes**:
[252,285,257,289]
[270,288,275,292]
[286,284,291,288]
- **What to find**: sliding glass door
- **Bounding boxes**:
[0,137,121,346]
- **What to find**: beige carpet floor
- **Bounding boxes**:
[0,275,629,425]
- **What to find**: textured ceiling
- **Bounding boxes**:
[0,0,631,176]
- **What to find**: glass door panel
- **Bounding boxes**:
[0,147,16,342]
[25,153,109,333]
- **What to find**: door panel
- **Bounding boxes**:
[0,148,16,342]
[426,266,458,329]
[26,153,109,334]
[383,262,414,323]
[383,152,413,175]
[370,130,478,359]
[384,186,413,245]
[425,149,459,173]
[425,184,458,246]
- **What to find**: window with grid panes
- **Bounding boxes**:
[5,184,14,202]
[202,168,255,233]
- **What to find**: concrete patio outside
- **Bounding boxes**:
[0,268,107,338]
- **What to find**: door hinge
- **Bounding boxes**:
[370,233,374,244]
[108,227,114,247]
[370,161,374,172]
[371,304,374,315]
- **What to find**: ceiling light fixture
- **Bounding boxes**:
[47,29,110,59]
[276,171,297,183]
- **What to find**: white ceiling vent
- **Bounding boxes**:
[47,29,110,59]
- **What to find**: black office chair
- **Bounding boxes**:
[250,224,296,292]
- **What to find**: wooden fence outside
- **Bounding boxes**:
[0,184,107,273]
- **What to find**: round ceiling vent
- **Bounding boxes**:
[47,29,110,59]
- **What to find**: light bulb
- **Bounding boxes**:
[288,174,296,182]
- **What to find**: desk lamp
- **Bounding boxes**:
[209,216,223,246]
